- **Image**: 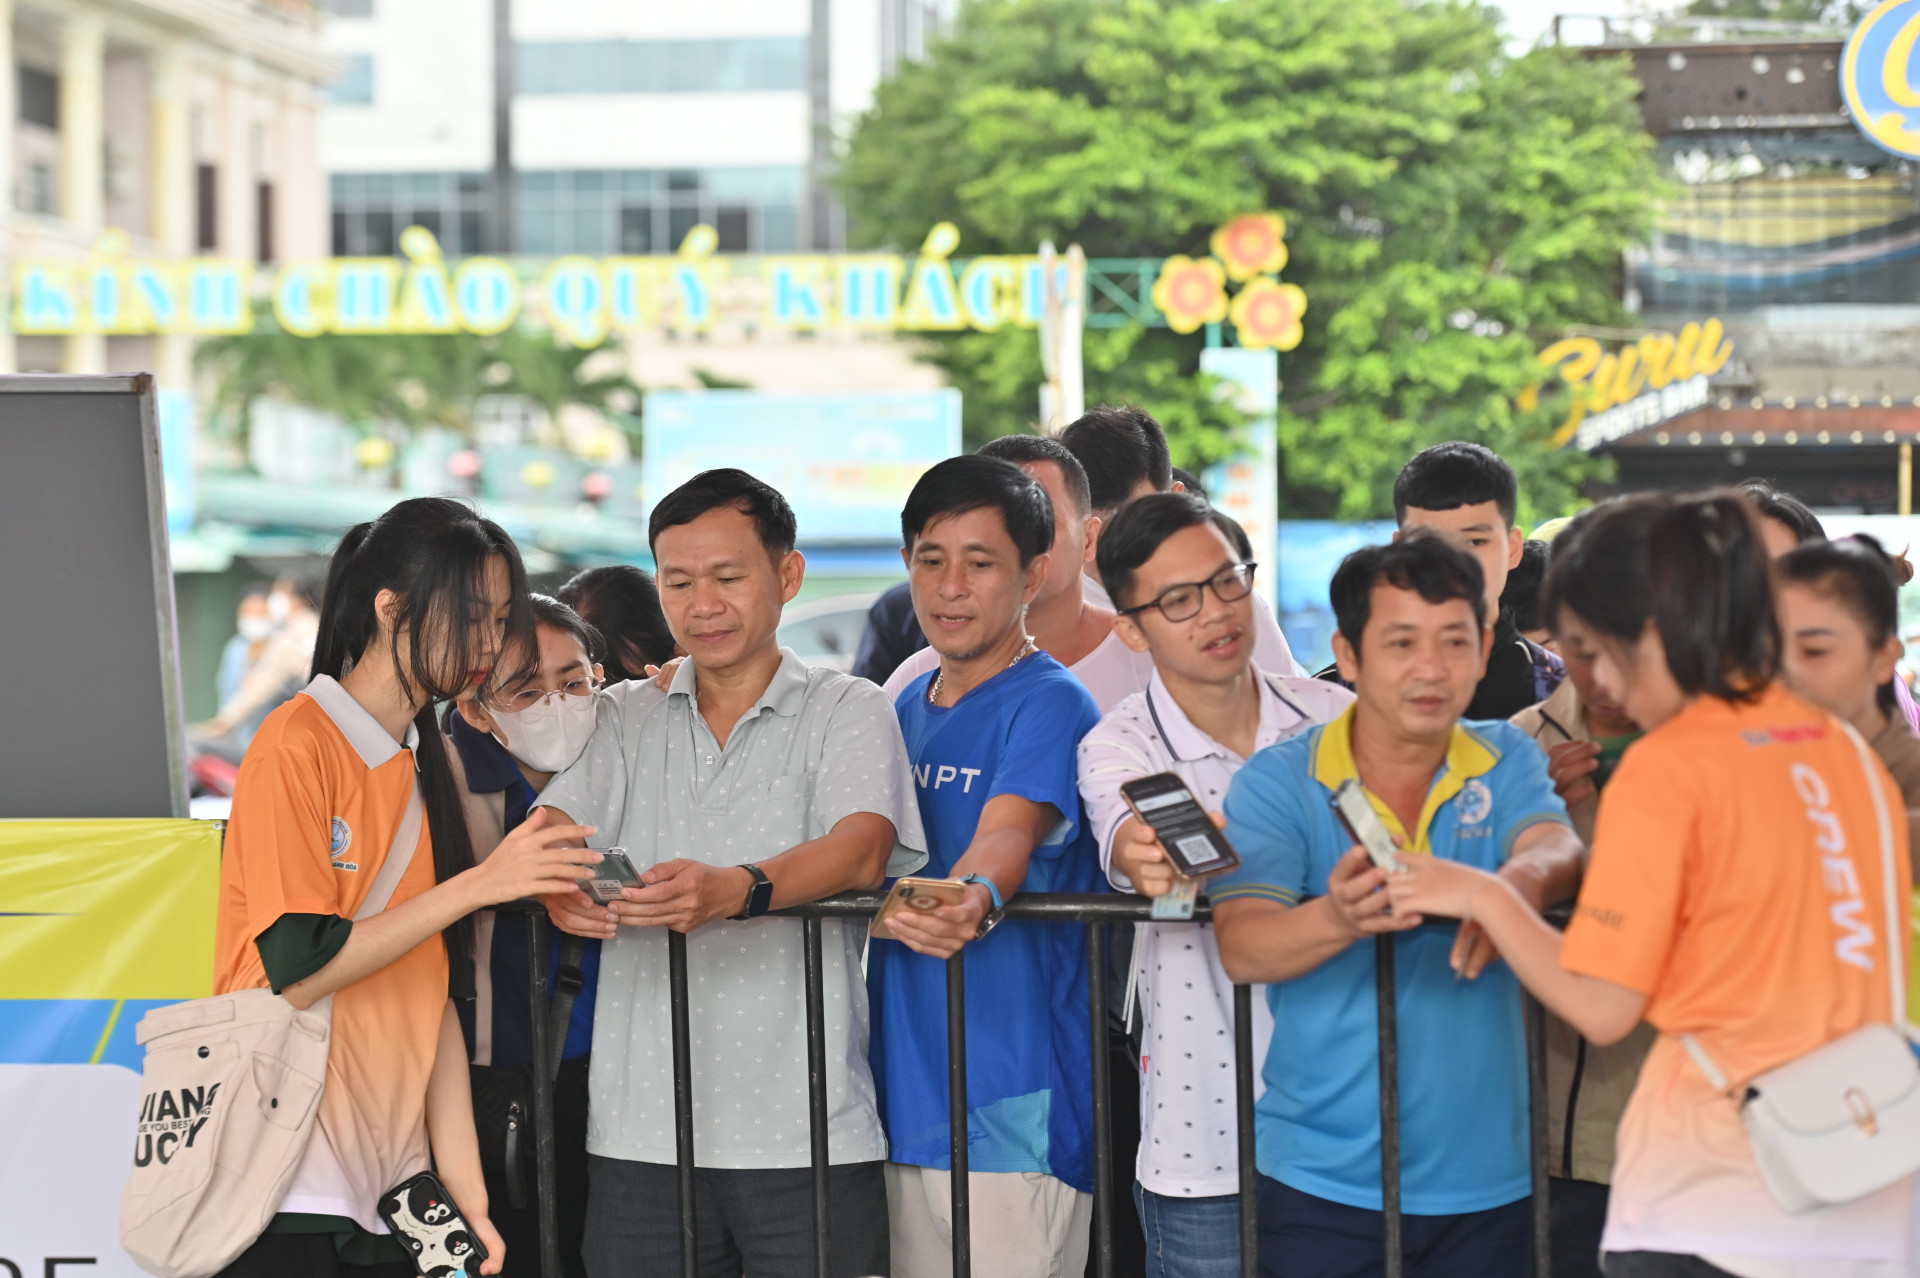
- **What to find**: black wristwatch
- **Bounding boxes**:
[730,863,774,920]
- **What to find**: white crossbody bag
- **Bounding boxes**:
[1681,718,1920,1215]
[119,782,424,1278]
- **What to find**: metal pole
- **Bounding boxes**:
[1234,984,1258,1278]
[1088,923,1114,1278]
[522,909,562,1278]
[489,0,514,253]
[948,952,970,1278]
[1526,995,1552,1278]
[669,929,698,1278]
[1900,441,1912,517]
[804,0,832,249]
[804,917,832,1278]
[1376,935,1403,1278]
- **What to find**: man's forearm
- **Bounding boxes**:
[1217,898,1360,985]
[949,826,1037,904]
[757,812,899,907]
[1500,827,1585,910]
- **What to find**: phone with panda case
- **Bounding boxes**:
[379,1171,490,1278]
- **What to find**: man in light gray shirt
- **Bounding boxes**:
[542,468,927,1278]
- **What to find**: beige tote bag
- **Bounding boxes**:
[119,781,423,1278]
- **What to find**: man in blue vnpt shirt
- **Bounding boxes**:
[868,455,1106,1278]
[1210,535,1584,1278]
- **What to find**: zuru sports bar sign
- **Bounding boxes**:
[1530,318,1736,452]
[11,215,1310,351]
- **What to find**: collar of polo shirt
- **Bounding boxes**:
[305,673,422,769]
[665,647,815,718]
[1144,668,1315,764]
[1309,703,1501,856]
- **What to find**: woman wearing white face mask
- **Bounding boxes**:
[446,594,609,1278]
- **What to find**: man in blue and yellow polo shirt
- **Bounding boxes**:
[1211,533,1584,1278]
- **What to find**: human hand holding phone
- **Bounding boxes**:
[1546,741,1602,809]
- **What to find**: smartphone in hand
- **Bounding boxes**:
[583,848,643,905]
[1330,779,1406,874]
[1119,772,1240,877]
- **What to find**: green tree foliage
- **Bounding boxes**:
[196,325,641,460]
[840,0,1663,521]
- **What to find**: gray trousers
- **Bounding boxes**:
[583,1156,890,1278]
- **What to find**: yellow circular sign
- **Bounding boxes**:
[1842,0,1920,159]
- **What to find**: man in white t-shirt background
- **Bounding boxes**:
[1057,406,1301,678]
[1078,492,1353,1278]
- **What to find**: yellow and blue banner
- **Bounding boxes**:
[0,819,221,1277]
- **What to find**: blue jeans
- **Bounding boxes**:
[1134,1181,1245,1278]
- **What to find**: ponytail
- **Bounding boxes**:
[1648,493,1778,702]
[311,497,533,970]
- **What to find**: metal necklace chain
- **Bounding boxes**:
[928,638,1038,705]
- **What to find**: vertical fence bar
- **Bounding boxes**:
[523,909,563,1278]
[669,929,698,1278]
[1526,994,1552,1278]
[1234,983,1258,1278]
[1375,935,1403,1278]
[1087,923,1114,1278]
[804,917,832,1278]
[947,951,971,1278]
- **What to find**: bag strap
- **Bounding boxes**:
[1684,716,1909,1092]
[352,779,425,923]
[1835,717,1906,1029]
[547,935,589,1082]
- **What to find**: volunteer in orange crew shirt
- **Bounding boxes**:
[1388,492,1914,1278]
[213,498,598,1278]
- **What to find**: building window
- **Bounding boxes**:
[196,164,218,250]
[515,38,805,95]
[24,162,53,214]
[331,170,491,256]
[18,65,57,130]
[327,166,803,257]
[319,0,374,14]
[329,54,375,106]
[256,181,275,263]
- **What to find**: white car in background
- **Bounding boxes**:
[777,592,879,674]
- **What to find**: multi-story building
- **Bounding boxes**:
[1567,18,1920,512]
[317,0,959,390]
[1,0,332,377]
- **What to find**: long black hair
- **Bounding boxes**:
[312,497,533,964]
[1777,533,1912,714]
[556,565,675,682]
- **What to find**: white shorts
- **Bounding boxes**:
[885,1161,1093,1278]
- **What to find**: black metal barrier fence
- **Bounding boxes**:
[505,895,1555,1278]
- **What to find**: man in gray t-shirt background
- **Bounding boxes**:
[541,468,927,1278]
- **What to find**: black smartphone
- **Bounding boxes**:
[583,847,642,905]
[1119,772,1240,877]
[379,1171,490,1278]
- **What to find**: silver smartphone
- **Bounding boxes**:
[1330,779,1405,873]
[583,847,643,905]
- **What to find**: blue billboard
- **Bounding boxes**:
[642,390,963,543]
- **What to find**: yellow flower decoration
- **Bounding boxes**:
[1151,256,1230,335]
[1229,277,1308,351]
[1211,214,1289,282]
[353,436,396,470]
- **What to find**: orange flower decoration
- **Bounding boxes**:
[1229,277,1308,351]
[1151,256,1230,335]
[1211,214,1289,282]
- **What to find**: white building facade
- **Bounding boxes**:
[318,0,961,259]
[2,0,332,376]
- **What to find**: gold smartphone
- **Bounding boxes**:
[868,876,972,940]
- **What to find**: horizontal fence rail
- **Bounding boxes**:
[504,891,1556,1278]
